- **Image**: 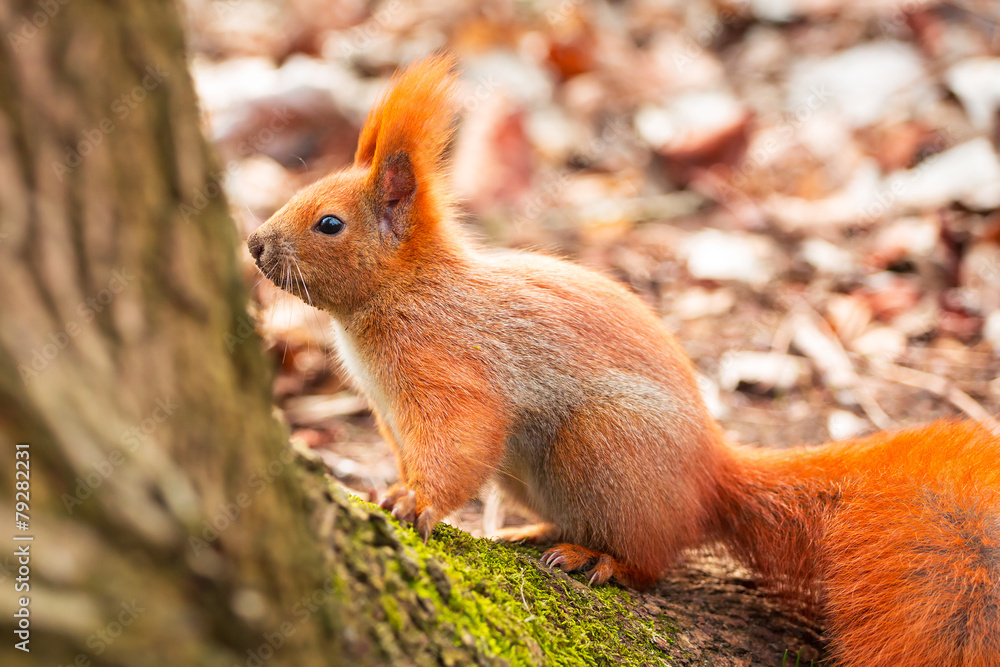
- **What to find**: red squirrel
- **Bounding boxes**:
[246,55,1000,665]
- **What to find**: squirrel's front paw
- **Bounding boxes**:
[379,485,438,542]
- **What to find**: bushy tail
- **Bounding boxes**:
[716,421,1000,666]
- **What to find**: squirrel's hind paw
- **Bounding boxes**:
[541,543,622,586]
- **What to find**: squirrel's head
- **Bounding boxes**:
[247,54,458,314]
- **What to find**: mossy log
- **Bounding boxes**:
[299,446,825,667]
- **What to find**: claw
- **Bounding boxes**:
[585,554,614,586]
[415,506,437,543]
[379,484,407,512]
[540,551,566,569]
[389,489,417,523]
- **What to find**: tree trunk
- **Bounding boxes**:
[0,3,824,666]
[0,1,335,664]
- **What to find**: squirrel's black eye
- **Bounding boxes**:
[315,215,345,235]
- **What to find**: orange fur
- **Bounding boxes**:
[715,421,1000,666]
[355,54,457,249]
[247,55,1000,666]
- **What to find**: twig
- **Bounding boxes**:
[519,568,536,622]
[789,308,893,429]
[871,360,1000,434]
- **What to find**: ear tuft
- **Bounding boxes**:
[354,54,457,173]
[356,54,458,242]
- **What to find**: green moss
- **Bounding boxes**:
[329,481,678,666]
[381,593,404,632]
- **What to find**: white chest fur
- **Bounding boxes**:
[330,320,401,446]
[330,320,370,391]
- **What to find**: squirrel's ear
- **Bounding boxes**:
[376,152,415,241]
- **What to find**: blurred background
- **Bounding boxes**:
[182,0,1000,533]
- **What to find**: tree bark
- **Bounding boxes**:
[0,3,824,666]
[0,1,335,664]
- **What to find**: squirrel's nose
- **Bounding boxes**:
[247,233,265,263]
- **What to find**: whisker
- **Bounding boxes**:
[251,268,272,293]
[244,205,261,224]
[293,255,332,397]
[288,261,312,396]
[290,260,302,302]
[280,258,292,367]
[291,256,313,307]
